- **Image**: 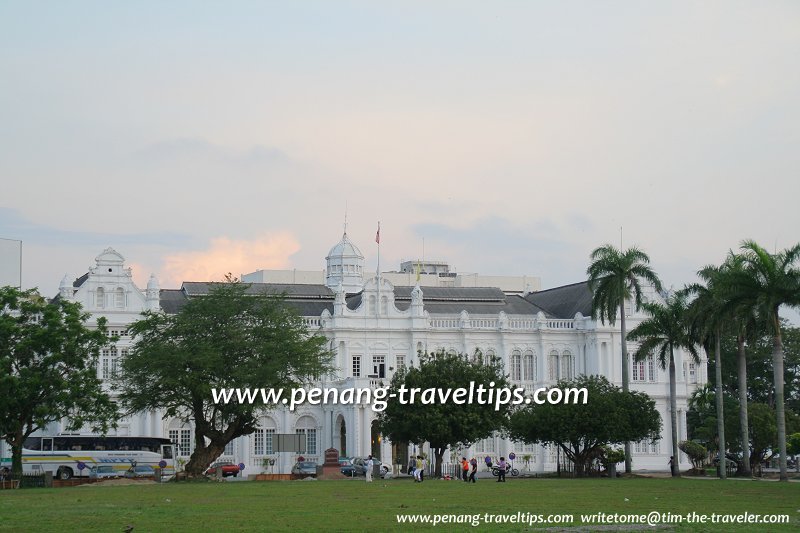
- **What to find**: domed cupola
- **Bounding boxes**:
[325,232,364,293]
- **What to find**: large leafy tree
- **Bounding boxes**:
[376,350,512,477]
[116,280,332,477]
[725,241,800,481]
[507,375,661,477]
[0,286,118,475]
[587,244,662,473]
[627,292,699,477]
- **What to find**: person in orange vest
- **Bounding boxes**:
[461,457,470,482]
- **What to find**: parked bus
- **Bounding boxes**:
[11,435,175,480]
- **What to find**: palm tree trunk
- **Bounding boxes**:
[736,334,751,476]
[620,301,632,474]
[669,348,679,477]
[772,313,788,482]
[714,327,726,479]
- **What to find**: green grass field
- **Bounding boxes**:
[1,477,798,531]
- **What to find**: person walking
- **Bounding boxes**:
[497,457,507,482]
[419,455,426,482]
[469,457,478,483]
[461,457,469,482]
[365,455,374,482]
[414,456,423,482]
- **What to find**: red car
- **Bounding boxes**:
[205,461,240,477]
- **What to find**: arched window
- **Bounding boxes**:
[114,287,125,308]
[549,350,559,381]
[380,296,388,315]
[486,348,496,364]
[446,348,457,357]
[96,287,105,308]
[523,350,535,381]
[368,295,376,314]
[510,349,522,381]
[561,350,573,380]
[296,416,317,455]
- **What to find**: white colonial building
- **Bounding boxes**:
[27,235,705,474]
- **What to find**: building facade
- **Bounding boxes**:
[20,236,705,474]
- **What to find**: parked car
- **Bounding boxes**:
[349,457,390,478]
[339,458,357,476]
[125,465,155,478]
[89,465,120,479]
[291,461,318,476]
[205,461,240,478]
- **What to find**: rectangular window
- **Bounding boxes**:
[549,354,559,381]
[395,355,405,373]
[101,351,110,379]
[523,355,534,381]
[561,355,573,380]
[632,359,644,382]
[647,355,656,382]
[352,355,361,378]
[224,440,234,456]
[689,363,697,384]
[511,355,522,381]
[372,355,386,378]
[265,429,275,455]
[296,429,317,455]
[179,430,192,457]
[253,430,264,456]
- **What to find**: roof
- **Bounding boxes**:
[181,282,334,299]
[524,280,593,319]
[154,280,591,319]
[73,273,88,288]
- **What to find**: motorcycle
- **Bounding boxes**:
[490,463,520,477]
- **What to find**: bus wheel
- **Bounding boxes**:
[57,467,73,480]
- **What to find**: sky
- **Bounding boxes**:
[1,2,798,321]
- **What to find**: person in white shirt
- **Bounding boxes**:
[365,455,374,482]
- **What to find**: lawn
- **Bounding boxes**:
[1,477,798,531]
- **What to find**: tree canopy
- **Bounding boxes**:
[375,349,513,477]
[116,279,332,476]
[0,286,118,475]
[507,375,661,477]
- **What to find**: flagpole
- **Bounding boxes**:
[376,222,381,316]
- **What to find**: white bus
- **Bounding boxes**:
[12,435,176,480]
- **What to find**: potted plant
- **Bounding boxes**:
[601,446,625,478]
[522,454,532,471]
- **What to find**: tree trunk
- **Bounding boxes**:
[669,349,680,477]
[772,314,788,482]
[11,428,24,476]
[433,447,445,478]
[620,300,631,474]
[714,328,726,479]
[736,334,751,477]
[184,441,226,477]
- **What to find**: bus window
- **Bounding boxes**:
[161,445,174,459]
[23,437,42,450]
[42,438,53,451]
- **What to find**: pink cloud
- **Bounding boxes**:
[158,233,301,287]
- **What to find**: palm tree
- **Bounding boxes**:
[628,292,700,477]
[587,244,663,473]
[725,241,800,482]
[684,263,729,479]
[723,253,758,477]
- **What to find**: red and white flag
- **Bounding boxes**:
[375,222,380,244]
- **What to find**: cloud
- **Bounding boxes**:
[158,233,301,286]
[0,207,190,248]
